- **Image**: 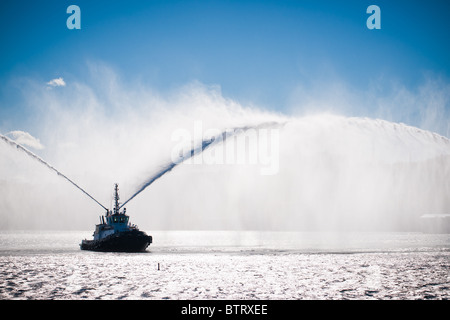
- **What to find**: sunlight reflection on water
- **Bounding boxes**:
[0,230,449,299]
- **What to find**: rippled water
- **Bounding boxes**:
[0,231,449,299]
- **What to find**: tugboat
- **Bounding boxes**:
[80,184,152,252]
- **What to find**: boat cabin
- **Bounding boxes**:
[93,212,131,240]
[106,212,130,232]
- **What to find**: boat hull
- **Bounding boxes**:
[80,230,152,252]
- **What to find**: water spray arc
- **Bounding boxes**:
[0,133,108,211]
[1,121,284,213]
[119,121,285,209]
[118,135,213,209]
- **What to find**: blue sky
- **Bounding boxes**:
[1,0,450,132]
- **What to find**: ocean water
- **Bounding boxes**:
[0,230,449,300]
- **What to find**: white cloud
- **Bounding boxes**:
[6,130,44,150]
[46,77,66,87]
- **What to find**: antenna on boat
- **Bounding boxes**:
[114,183,121,214]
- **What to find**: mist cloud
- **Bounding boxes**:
[1,64,449,232]
[288,73,450,138]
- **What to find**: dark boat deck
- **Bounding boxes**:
[81,230,152,252]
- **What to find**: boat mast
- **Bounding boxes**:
[114,183,120,215]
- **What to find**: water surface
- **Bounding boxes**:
[0,231,449,299]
